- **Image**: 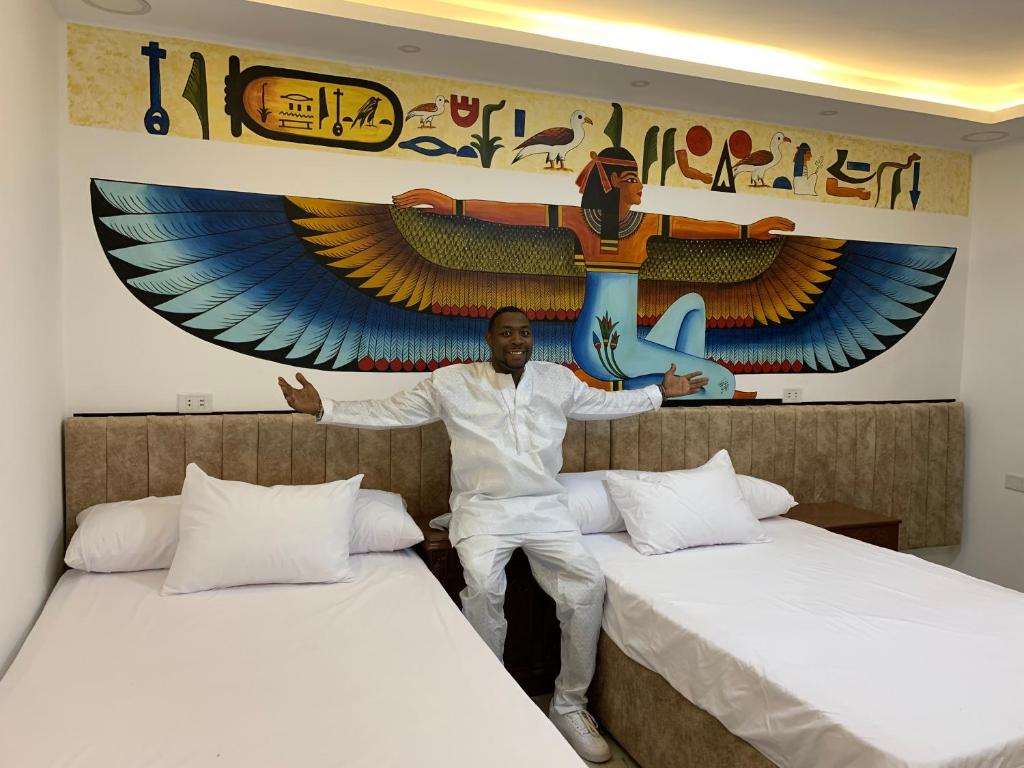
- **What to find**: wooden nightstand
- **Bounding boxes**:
[415,524,466,603]
[414,521,560,695]
[785,502,901,550]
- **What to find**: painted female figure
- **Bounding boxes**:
[395,146,795,398]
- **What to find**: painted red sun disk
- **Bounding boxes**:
[729,130,752,159]
[685,125,713,157]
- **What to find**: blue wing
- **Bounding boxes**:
[702,239,955,373]
[92,179,574,371]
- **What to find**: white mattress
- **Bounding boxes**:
[587,517,1024,768]
[0,551,583,768]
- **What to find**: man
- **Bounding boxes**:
[278,307,707,763]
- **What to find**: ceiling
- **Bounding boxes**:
[52,0,1024,150]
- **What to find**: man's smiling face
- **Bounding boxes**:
[486,310,533,377]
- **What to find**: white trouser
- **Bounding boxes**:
[454,531,606,716]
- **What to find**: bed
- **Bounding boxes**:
[558,400,985,768]
[0,414,583,768]
[588,518,1024,768]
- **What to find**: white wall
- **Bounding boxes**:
[0,18,992,675]
[951,137,1024,590]
[0,2,64,673]
[60,124,971,414]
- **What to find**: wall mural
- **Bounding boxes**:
[91,172,955,397]
[68,24,971,216]
[76,24,959,398]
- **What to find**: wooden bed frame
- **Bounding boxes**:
[64,401,965,767]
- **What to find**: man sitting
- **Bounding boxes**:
[278,306,707,762]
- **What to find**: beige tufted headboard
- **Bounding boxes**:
[64,401,963,551]
[63,414,453,546]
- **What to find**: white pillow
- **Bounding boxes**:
[559,468,796,533]
[64,488,421,574]
[558,470,624,534]
[162,464,362,595]
[65,496,180,572]
[352,489,424,553]
[605,450,765,555]
[737,474,797,519]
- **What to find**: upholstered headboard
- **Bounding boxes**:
[63,414,453,546]
[560,402,964,550]
[63,402,963,550]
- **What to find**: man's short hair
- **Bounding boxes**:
[487,306,528,332]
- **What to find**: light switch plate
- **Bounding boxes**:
[1006,474,1024,493]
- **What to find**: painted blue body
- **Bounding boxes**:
[571,270,735,399]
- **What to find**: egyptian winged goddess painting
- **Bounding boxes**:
[92,147,955,399]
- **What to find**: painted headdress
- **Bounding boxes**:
[576,149,641,255]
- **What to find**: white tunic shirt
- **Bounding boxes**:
[320,361,662,544]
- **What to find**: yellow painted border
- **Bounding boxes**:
[68,23,970,215]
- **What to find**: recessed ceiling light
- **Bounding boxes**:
[960,130,1009,143]
[81,0,151,14]
[399,44,421,53]
[630,80,651,88]
[819,109,838,116]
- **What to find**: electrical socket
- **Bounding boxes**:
[1006,474,1024,493]
[781,387,803,404]
[177,393,212,413]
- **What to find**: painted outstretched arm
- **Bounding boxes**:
[669,214,795,240]
[393,189,550,227]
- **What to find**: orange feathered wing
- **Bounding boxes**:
[287,197,584,319]
[637,236,845,328]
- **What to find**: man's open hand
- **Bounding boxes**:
[277,372,322,415]
[662,364,709,398]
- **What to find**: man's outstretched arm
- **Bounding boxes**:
[565,364,709,420]
[278,372,442,430]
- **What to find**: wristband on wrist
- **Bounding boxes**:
[658,383,667,400]
[453,198,464,217]
[739,224,748,239]
[315,403,324,422]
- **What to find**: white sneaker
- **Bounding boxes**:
[550,709,612,763]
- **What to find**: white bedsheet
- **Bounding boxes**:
[0,551,583,768]
[587,517,1024,768]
